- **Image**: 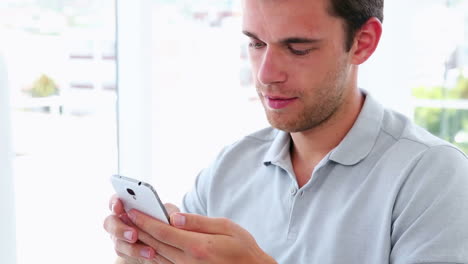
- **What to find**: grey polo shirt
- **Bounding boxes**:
[182,93,468,264]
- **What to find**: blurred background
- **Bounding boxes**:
[0,0,467,263]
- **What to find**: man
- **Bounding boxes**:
[104,0,468,263]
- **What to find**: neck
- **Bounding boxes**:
[290,87,364,187]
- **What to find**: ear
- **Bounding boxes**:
[350,17,382,65]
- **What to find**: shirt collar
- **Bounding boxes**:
[328,92,384,165]
[263,129,291,166]
[262,92,384,166]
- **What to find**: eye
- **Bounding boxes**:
[248,40,266,49]
[288,46,314,56]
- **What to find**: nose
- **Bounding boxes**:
[257,47,287,86]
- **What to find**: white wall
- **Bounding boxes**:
[360,0,452,116]
[359,0,422,116]
[116,0,153,181]
[0,52,17,264]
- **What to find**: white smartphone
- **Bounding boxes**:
[111,174,169,224]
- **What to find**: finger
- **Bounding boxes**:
[110,195,125,215]
[170,213,239,236]
[137,228,183,263]
[119,213,136,227]
[115,243,159,264]
[115,253,152,264]
[128,209,193,250]
[154,254,175,264]
[164,203,180,216]
[114,256,130,264]
[104,214,138,243]
[115,239,157,261]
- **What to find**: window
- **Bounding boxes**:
[410,0,468,153]
[1,1,118,263]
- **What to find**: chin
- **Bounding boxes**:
[266,111,326,133]
[267,116,302,132]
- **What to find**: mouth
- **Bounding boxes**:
[264,95,298,110]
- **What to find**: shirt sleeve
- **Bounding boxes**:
[390,145,468,264]
[181,168,209,215]
[181,146,229,215]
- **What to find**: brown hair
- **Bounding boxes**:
[328,0,384,51]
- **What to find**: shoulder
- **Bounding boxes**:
[195,126,278,182]
[234,126,278,147]
[200,127,279,186]
[186,127,279,212]
[380,108,467,158]
[378,108,468,198]
[214,126,278,162]
[367,106,468,197]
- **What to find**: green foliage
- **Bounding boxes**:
[29,74,59,97]
[414,107,467,140]
[412,74,468,100]
[455,75,468,99]
[414,107,443,136]
[412,73,468,154]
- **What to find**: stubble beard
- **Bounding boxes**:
[258,62,348,133]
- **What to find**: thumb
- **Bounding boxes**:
[170,213,239,236]
[164,203,180,216]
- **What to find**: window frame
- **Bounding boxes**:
[116,0,154,181]
[0,51,17,264]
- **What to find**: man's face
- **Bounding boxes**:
[242,0,355,132]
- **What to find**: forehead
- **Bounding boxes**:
[242,0,339,40]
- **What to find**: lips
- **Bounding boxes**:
[265,95,298,109]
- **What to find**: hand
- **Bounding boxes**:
[103,195,180,264]
[128,210,277,264]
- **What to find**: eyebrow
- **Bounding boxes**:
[242,30,322,45]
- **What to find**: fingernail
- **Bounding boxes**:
[140,247,153,259]
[111,202,116,213]
[123,230,134,242]
[173,213,185,227]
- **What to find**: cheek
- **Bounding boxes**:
[288,60,321,89]
[293,53,338,82]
